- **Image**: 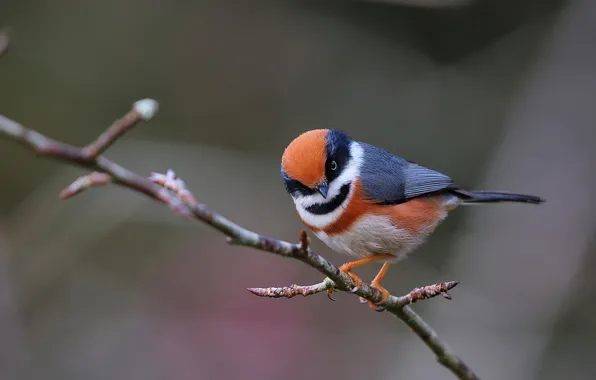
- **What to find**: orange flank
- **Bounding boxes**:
[301,179,446,237]
[380,197,445,236]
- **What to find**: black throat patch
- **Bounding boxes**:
[305,182,351,215]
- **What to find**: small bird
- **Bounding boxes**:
[280,129,544,309]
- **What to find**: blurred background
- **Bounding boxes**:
[1,0,595,379]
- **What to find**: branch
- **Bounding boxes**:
[0,32,479,380]
[248,280,459,306]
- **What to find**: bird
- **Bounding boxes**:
[280,129,544,309]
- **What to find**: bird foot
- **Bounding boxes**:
[360,282,390,312]
[327,265,364,301]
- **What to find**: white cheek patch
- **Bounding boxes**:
[292,142,364,229]
[295,195,349,228]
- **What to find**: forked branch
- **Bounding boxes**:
[0,30,479,380]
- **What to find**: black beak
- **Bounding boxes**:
[316,184,328,199]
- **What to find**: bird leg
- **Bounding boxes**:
[327,254,394,301]
[360,261,392,311]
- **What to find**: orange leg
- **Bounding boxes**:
[360,261,392,310]
[327,254,393,300]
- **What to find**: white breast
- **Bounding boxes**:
[314,214,421,260]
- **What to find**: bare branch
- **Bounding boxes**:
[82,99,157,159]
[150,170,198,206]
[59,172,112,199]
[394,306,479,380]
[0,40,479,380]
[248,278,334,298]
[249,280,459,305]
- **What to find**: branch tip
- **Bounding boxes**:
[59,172,112,199]
[82,101,157,159]
[133,98,159,121]
[298,229,310,253]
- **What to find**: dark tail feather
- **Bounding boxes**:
[451,189,545,204]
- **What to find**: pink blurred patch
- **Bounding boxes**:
[142,236,318,379]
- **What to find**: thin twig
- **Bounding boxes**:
[0,38,479,380]
[248,278,334,298]
[248,280,459,307]
[82,99,158,159]
[395,306,479,380]
[59,172,112,199]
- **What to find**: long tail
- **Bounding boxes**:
[450,189,545,204]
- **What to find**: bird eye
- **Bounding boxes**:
[330,161,338,171]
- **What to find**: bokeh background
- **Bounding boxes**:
[1,0,595,379]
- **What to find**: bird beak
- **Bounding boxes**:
[316,183,328,199]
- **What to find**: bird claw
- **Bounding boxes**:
[327,288,336,302]
[364,283,390,311]
[359,296,387,311]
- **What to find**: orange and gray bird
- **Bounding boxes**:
[280,129,544,309]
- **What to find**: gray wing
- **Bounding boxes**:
[359,143,454,205]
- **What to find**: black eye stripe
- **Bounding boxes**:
[281,168,315,197]
[284,178,315,196]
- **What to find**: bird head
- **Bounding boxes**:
[280,129,359,207]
